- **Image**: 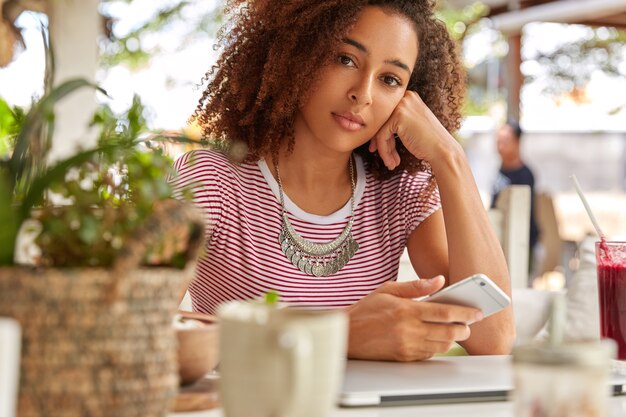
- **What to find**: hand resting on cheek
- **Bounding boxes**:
[369,91,458,171]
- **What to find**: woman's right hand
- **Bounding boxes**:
[346,276,482,361]
[368,90,460,172]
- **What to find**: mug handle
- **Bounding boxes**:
[276,326,312,417]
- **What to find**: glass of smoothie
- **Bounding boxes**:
[596,241,626,367]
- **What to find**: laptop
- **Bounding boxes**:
[339,355,626,407]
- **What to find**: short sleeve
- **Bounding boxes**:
[168,150,223,241]
[398,171,441,236]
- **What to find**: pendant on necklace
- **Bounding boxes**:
[274,156,359,277]
[278,215,359,277]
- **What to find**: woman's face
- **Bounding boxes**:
[294,6,419,154]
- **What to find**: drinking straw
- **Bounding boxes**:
[570,174,606,240]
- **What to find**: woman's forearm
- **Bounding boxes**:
[431,140,516,354]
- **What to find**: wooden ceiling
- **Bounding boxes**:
[490,0,626,28]
[445,0,626,29]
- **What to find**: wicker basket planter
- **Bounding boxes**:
[0,264,194,417]
[0,201,203,417]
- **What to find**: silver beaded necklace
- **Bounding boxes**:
[275,157,359,277]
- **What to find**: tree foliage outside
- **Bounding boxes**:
[100,0,223,69]
[523,24,626,105]
[438,1,507,116]
[4,1,625,120]
[437,1,626,116]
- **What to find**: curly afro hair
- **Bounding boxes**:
[191,0,465,180]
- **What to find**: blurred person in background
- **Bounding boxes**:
[492,120,539,269]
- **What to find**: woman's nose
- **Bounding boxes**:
[348,76,373,106]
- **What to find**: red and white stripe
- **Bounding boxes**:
[170,149,440,314]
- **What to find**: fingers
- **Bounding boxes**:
[370,91,418,170]
[370,117,401,170]
[387,322,471,361]
[422,322,471,343]
[368,138,377,153]
[419,301,483,325]
[347,278,482,361]
[377,276,445,299]
[375,278,483,324]
[415,341,456,356]
[374,131,400,170]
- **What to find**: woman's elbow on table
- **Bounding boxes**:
[463,318,516,355]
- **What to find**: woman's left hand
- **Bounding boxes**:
[368,90,455,170]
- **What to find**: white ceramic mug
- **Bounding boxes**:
[0,318,21,417]
[217,302,348,417]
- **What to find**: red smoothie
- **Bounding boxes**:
[596,241,626,360]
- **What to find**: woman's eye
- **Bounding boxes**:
[382,75,402,87]
[338,55,355,67]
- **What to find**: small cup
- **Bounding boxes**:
[217,302,348,417]
[512,340,615,417]
[0,318,21,417]
[175,321,219,386]
[596,241,626,366]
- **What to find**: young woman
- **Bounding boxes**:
[171,0,515,361]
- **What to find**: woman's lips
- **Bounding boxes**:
[332,112,365,132]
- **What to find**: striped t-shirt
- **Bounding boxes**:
[171,149,441,314]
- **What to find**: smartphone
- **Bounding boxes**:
[416,274,511,324]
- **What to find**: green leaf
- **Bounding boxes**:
[78,215,100,245]
[10,79,108,189]
[0,98,16,136]
[18,142,124,221]
[0,173,19,265]
[0,98,23,159]
[264,290,280,306]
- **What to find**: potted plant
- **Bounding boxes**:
[0,80,204,417]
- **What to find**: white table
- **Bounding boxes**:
[172,355,626,417]
[172,396,626,417]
